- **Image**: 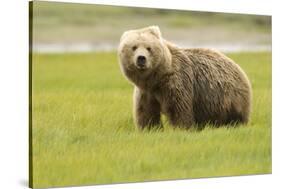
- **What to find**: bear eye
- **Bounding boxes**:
[146,47,152,52]
[132,46,137,51]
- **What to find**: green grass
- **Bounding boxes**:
[31,51,271,188]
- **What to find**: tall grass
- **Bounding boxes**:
[31,52,271,188]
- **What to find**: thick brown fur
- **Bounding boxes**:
[118,26,252,130]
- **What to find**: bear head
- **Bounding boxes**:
[118,26,172,87]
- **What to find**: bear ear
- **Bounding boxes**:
[147,25,162,39]
[120,31,130,42]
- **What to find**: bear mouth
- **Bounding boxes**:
[136,66,147,71]
[135,63,149,71]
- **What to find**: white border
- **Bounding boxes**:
[0,0,280,189]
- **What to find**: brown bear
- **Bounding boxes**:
[118,26,252,130]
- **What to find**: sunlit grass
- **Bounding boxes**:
[31,51,271,188]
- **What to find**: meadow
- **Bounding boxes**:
[31,51,271,188]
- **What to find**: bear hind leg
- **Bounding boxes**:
[226,101,250,125]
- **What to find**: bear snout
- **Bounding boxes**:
[136,55,146,68]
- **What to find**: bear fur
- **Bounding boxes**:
[118,26,252,130]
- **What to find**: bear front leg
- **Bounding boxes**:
[165,95,195,129]
[133,87,162,130]
[167,105,194,129]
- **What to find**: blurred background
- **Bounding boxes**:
[31,1,271,53]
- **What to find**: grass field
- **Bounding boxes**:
[31,51,271,188]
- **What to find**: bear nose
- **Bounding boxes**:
[137,56,146,67]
